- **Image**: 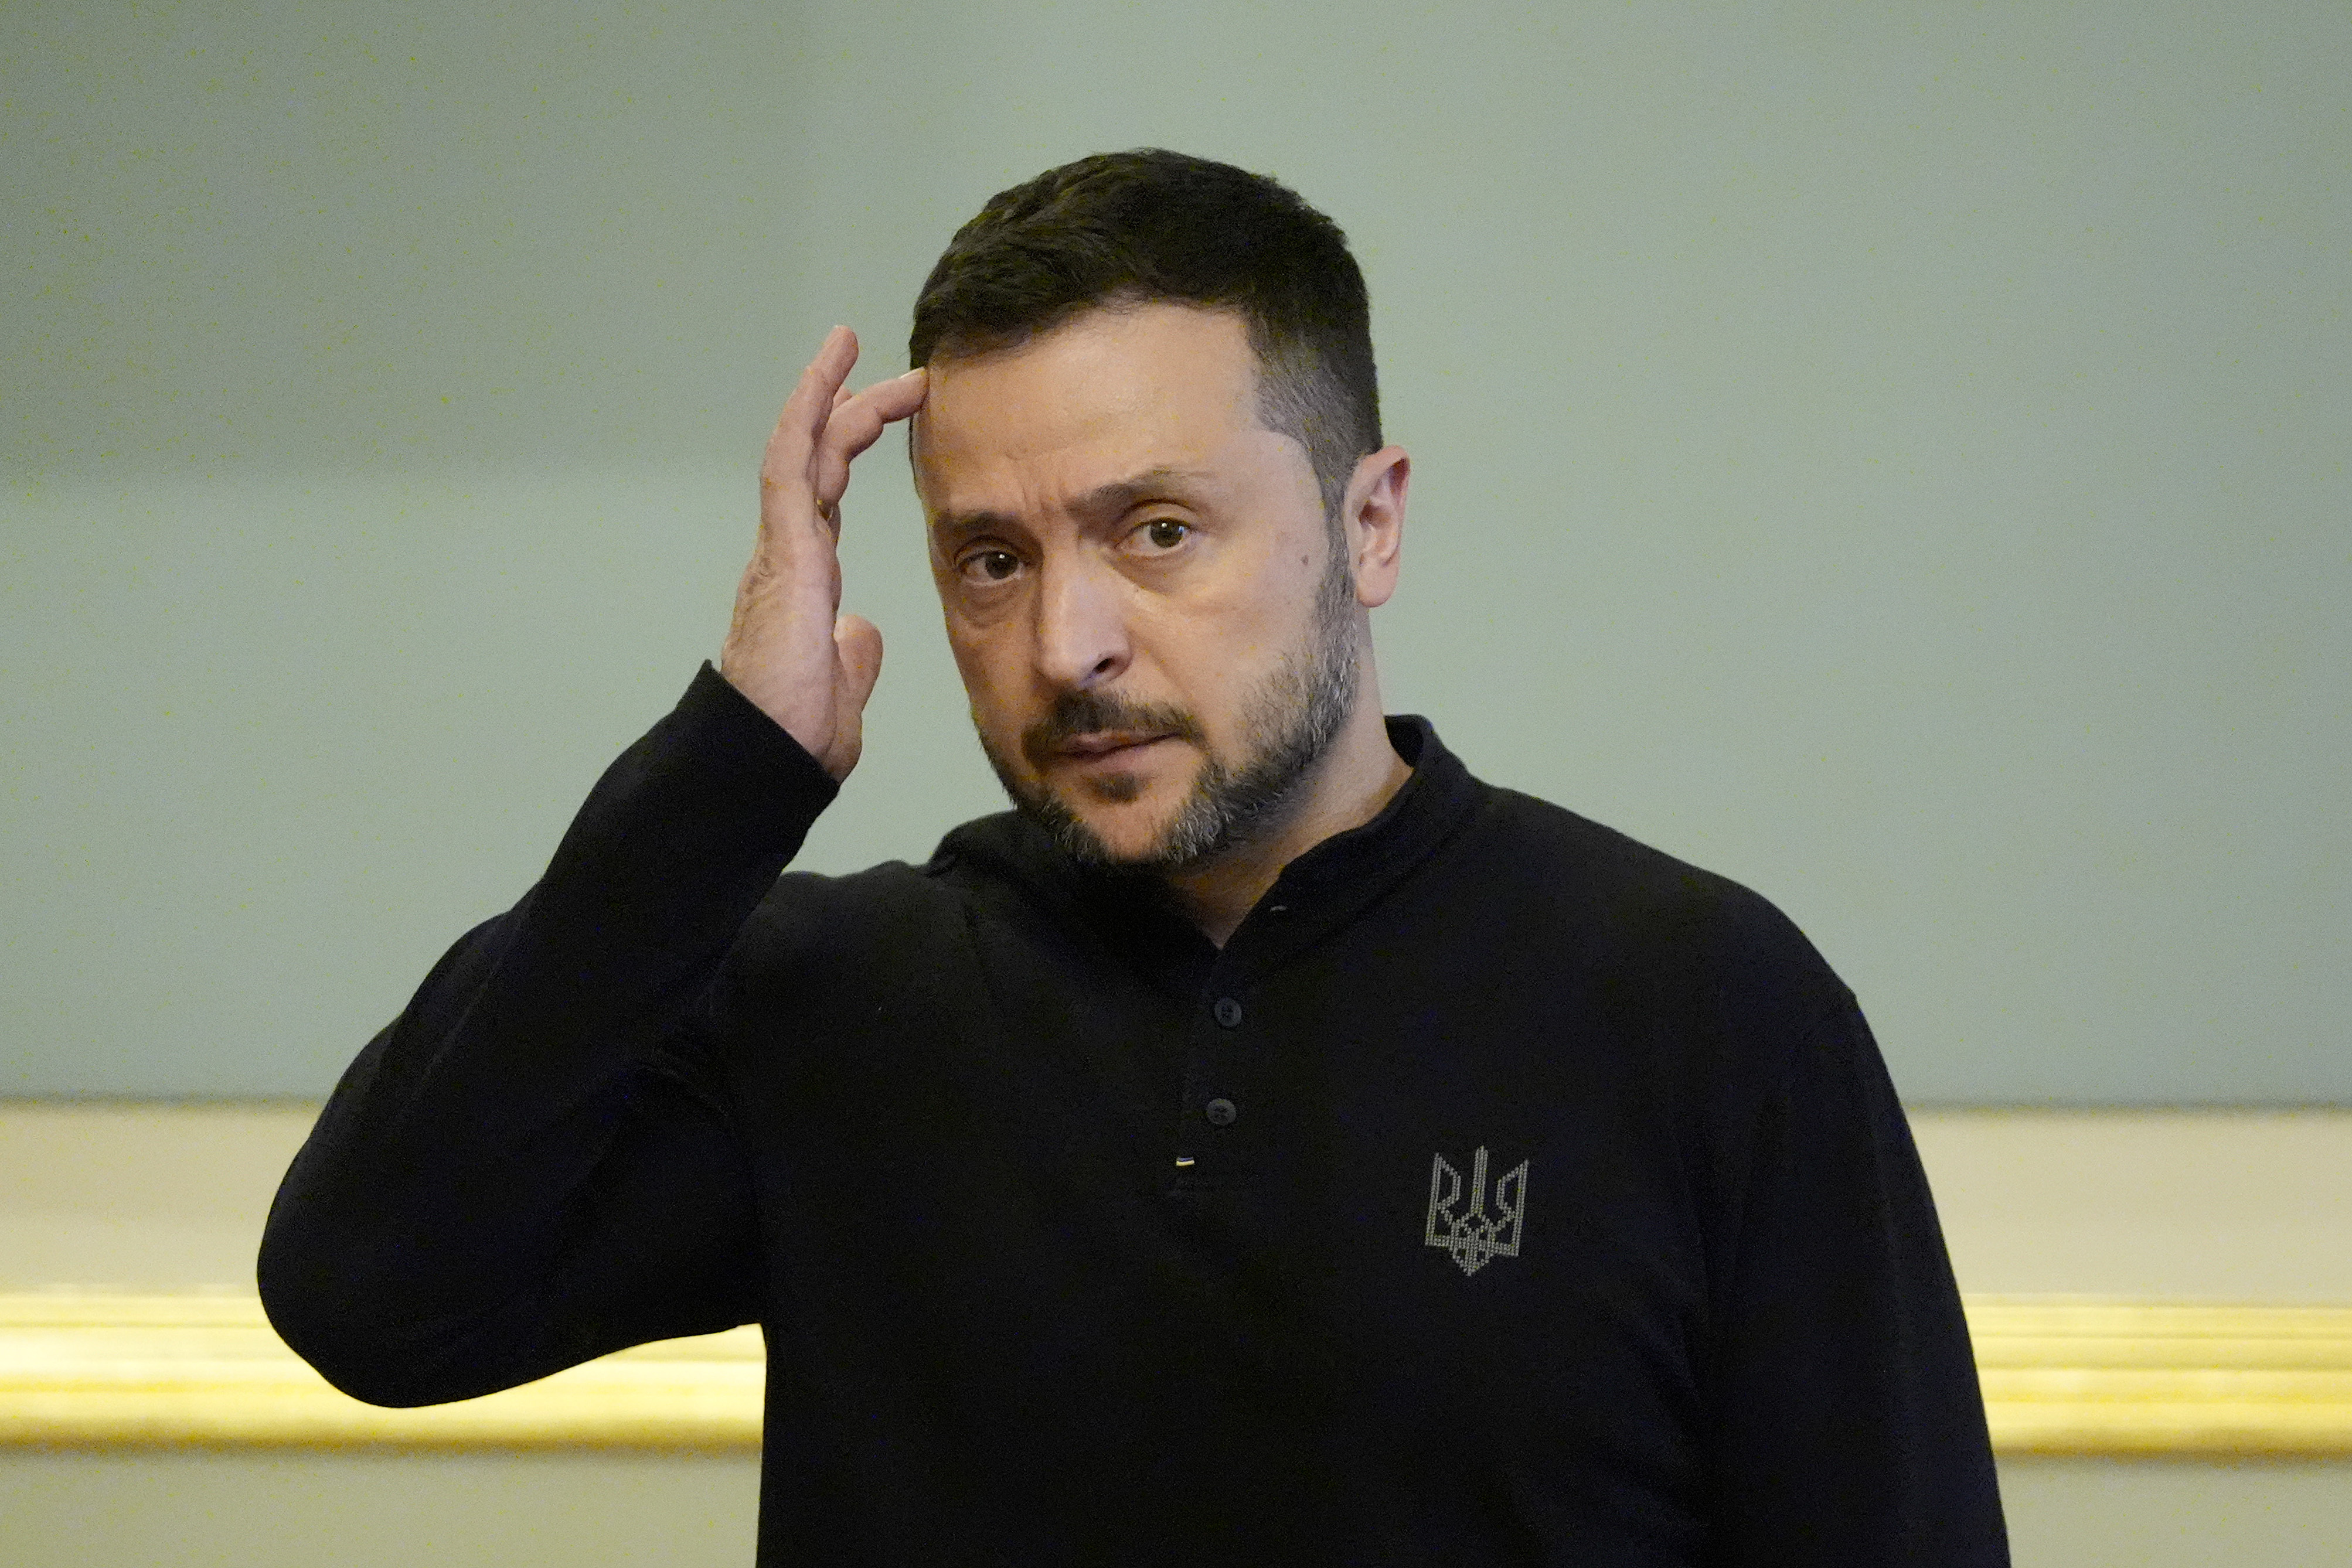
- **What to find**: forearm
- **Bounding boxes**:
[258,664,833,1393]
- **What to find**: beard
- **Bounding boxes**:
[978,538,1361,874]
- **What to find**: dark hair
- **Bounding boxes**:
[910,149,1380,520]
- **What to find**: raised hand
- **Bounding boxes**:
[721,328,927,781]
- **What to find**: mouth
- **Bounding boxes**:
[1017,694,1206,784]
[1054,731,1177,765]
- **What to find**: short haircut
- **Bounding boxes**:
[910,149,1381,521]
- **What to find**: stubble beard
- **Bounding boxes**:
[978,538,1361,875]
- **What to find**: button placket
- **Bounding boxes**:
[1173,981,1258,1183]
[1203,994,1245,1131]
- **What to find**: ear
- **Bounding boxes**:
[1340,446,1410,609]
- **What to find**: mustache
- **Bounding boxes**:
[1020,689,1207,770]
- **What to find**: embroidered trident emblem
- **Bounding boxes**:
[1423,1147,1529,1276]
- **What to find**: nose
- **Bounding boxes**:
[1033,555,1131,691]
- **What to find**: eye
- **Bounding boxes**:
[1138,518,1190,551]
[957,548,1022,584]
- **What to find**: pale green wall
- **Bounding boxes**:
[5,1,2346,1098]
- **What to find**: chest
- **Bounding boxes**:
[728,901,1721,1419]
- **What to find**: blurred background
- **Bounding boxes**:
[4,1,2346,1562]
[7,0,2344,1105]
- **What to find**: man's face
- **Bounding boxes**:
[913,302,1359,870]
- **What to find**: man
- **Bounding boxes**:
[262,151,2007,1564]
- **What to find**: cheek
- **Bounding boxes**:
[1133,598,1277,679]
[943,622,1026,725]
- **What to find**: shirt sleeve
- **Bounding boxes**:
[1700,997,2011,1566]
[258,663,838,1406]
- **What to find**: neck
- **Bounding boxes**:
[1162,689,1412,946]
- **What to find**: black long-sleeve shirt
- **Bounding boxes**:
[260,664,2008,1565]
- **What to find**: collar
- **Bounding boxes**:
[1218,715,1483,973]
[932,717,1486,983]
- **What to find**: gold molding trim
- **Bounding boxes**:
[5,1293,2349,1453]
[1966,1297,2352,1456]
[0,1294,762,1448]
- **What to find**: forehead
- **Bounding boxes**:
[913,304,1269,520]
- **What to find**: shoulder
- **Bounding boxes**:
[731,856,969,967]
[1448,782,1853,1033]
[724,806,1056,967]
[1439,785,1879,1221]
[697,853,988,1068]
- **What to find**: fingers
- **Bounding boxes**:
[762,326,860,495]
[811,368,928,509]
[760,333,925,543]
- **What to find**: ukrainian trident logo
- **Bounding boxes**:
[1423,1147,1530,1276]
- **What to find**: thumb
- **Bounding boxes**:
[835,613,883,711]
[822,613,883,781]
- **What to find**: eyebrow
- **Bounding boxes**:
[928,466,1221,538]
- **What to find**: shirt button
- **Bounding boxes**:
[1213,997,1243,1028]
[1204,1097,1238,1127]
